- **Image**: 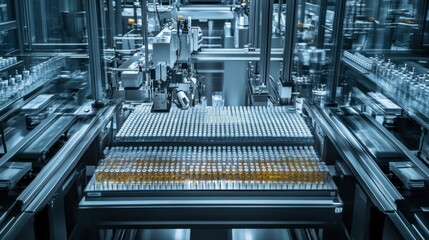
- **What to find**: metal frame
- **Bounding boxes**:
[281,0,298,83]
[190,48,284,62]
[24,106,117,212]
[115,0,123,35]
[85,0,105,103]
[22,0,33,51]
[303,102,427,239]
[327,0,346,103]
[417,0,429,48]
[249,0,259,47]
[0,123,6,154]
[0,1,19,54]
[140,0,150,72]
[259,0,274,85]
[33,0,48,43]
[0,21,16,32]
[79,196,342,228]
[14,0,25,53]
[106,0,116,48]
[316,0,327,49]
[276,0,283,37]
[305,104,400,213]
[0,105,117,239]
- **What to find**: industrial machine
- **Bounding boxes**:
[0,0,429,240]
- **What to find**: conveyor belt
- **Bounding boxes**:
[337,115,406,161]
[20,115,76,158]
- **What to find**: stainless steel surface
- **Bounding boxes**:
[248,0,258,47]
[232,229,292,240]
[176,6,234,20]
[0,56,64,115]
[351,87,386,115]
[152,33,176,67]
[223,61,247,106]
[81,197,341,206]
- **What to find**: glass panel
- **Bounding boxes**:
[338,0,429,138]
[0,29,16,55]
[342,0,419,51]
[0,0,12,22]
[291,0,335,108]
[29,0,86,44]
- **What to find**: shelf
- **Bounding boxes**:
[0,77,57,120]
[342,57,429,130]
[0,61,23,73]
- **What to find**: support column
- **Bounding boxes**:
[85,0,106,105]
[115,0,123,35]
[259,0,274,85]
[316,0,327,49]
[282,0,298,83]
[106,0,116,48]
[140,0,149,70]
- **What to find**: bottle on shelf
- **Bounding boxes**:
[0,79,4,102]
[23,68,31,88]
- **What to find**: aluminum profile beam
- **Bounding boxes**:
[281,0,298,83]
[259,0,274,85]
[327,0,346,103]
[85,0,106,103]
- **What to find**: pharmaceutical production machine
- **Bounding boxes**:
[0,0,429,239]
